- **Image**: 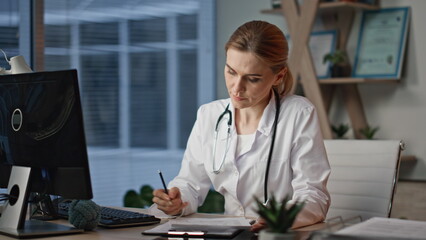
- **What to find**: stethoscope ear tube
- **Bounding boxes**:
[215,104,232,131]
[263,88,280,205]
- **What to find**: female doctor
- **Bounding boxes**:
[153,20,330,230]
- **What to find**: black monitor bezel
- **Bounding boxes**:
[0,69,93,200]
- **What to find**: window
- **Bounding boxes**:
[0,1,19,69]
[0,0,215,206]
[0,0,19,195]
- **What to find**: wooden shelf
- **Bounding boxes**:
[260,0,386,139]
[319,1,380,11]
[319,78,400,84]
[261,1,379,15]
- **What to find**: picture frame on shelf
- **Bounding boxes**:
[287,30,337,79]
[352,7,410,79]
[310,30,337,79]
[271,0,281,9]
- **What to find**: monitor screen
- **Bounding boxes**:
[0,69,92,200]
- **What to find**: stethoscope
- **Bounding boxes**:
[212,88,281,204]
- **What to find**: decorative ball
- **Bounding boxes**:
[68,199,101,230]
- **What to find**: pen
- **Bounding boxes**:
[158,170,169,194]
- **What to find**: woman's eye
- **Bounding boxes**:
[227,70,236,75]
[248,78,261,83]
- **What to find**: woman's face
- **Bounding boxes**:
[225,48,282,110]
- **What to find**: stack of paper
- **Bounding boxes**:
[335,217,426,239]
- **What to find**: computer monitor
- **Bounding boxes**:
[0,69,93,238]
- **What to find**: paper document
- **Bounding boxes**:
[143,217,251,237]
[336,217,426,239]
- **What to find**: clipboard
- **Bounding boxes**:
[142,223,243,238]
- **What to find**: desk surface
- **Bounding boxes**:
[0,208,323,240]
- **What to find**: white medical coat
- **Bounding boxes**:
[168,94,331,228]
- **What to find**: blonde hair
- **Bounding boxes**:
[225,20,293,97]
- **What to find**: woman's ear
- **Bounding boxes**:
[273,67,287,86]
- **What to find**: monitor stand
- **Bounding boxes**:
[0,166,83,238]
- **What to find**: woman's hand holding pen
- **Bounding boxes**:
[153,187,188,216]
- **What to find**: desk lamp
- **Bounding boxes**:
[0,49,33,75]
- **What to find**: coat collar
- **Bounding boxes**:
[220,90,279,140]
[257,91,279,137]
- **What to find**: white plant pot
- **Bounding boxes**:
[258,230,295,240]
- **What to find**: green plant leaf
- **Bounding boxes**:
[359,125,379,139]
[140,185,154,206]
[254,197,277,229]
[254,194,305,233]
[323,50,347,65]
[123,190,144,208]
[332,123,349,138]
[197,189,225,213]
[123,185,155,208]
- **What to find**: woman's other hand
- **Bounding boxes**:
[152,187,188,216]
[250,217,267,232]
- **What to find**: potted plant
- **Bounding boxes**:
[359,125,379,139]
[124,185,154,208]
[323,50,350,77]
[332,123,350,139]
[197,189,225,213]
[254,195,305,240]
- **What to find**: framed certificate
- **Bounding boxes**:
[352,7,410,79]
[309,30,337,79]
[287,30,337,79]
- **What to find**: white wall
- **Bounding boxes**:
[216,0,287,99]
[216,0,426,180]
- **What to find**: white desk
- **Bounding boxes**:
[0,208,320,240]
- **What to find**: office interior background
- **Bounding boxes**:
[0,0,425,215]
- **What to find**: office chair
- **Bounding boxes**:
[324,140,403,221]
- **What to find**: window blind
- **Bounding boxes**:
[0,1,19,70]
[0,0,215,206]
[41,0,215,206]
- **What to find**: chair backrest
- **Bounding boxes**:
[324,140,402,221]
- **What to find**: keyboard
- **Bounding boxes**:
[57,200,161,228]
